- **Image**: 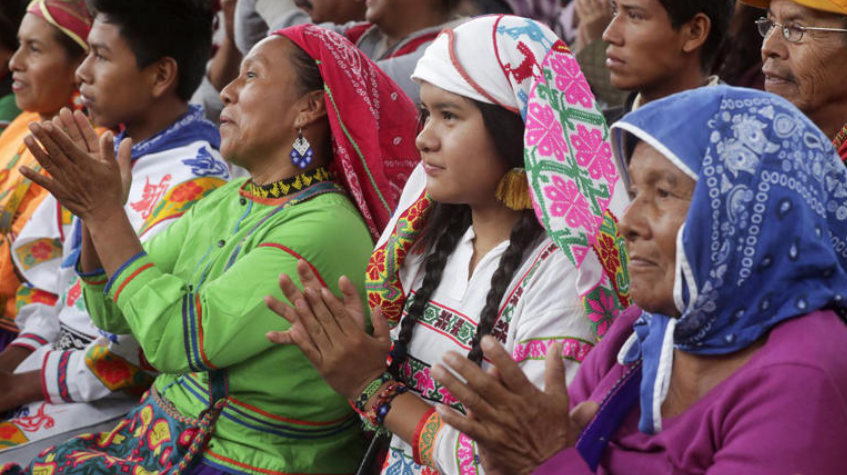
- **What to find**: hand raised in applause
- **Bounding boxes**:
[432,336,599,475]
[265,260,391,401]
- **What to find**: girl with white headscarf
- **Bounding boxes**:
[266,15,629,474]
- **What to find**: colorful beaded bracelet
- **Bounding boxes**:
[353,372,393,412]
[366,381,408,427]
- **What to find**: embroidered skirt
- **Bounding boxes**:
[0,387,223,475]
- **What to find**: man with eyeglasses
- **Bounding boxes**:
[745,0,847,161]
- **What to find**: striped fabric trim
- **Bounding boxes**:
[9,342,36,352]
[79,273,108,286]
[177,374,358,439]
[113,263,154,302]
[203,449,349,475]
[40,351,52,404]
[181,293,217,372]
[104,251,148,295]
[77,263,108,285]
[56,351,73,403]
[18,332,48,346]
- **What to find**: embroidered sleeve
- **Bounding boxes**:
[40,337,155,404]
[9,195,69,353]
[8,284,60,353]
[136,176,227,240]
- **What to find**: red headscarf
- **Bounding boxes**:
[27,0,92,52]
[273,25,421,239]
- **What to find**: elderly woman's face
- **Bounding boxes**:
[618,142,695,317]
[762,0,847,118]
[219,36,304,167]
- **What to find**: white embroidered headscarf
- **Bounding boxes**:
[366,15,630,342]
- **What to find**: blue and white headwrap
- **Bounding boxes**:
[610,86,847,434]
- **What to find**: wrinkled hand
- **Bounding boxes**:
[265,260,391,400]
[432,337,599,475]
[576,0,613,48]
[21,108,133,221]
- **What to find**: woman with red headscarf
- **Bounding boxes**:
[1,24,419,475]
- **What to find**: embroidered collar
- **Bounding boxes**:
[243,166,334,200]
[834,123,847,152]
[114,105,220,161]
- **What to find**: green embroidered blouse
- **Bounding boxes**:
[80,175,374,474]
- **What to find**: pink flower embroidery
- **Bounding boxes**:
[526,103,567,162]
[570,125,617,184]
[457,434,479,475]
[550,53,594,108]
[544,175,599,233]
[414,367,435,395]
[587,289,619,338]
[438,387,457,406]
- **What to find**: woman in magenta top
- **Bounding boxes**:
[428,86,847,474]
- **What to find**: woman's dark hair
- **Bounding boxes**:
[53,29,87,62]
[88,0,213,101]
[656,0,734,72]
[391,100,543,372]
[289,41,324,94]
[713,5,765,88]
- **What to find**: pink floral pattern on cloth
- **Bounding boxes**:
[508,17,630,340]
[456,434,480,475]
[571,124,617,183]
[512,337,594,363]
[526,103,568,162]
[493,15,631,339]
[550,52,595,109]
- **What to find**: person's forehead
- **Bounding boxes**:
[248,36,291,64]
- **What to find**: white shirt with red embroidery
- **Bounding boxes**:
[379,167,601,475]
[1,108,230,453]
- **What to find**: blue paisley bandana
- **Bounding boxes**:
[610,86,847,434]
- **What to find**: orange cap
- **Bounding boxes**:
[742,0,847,14]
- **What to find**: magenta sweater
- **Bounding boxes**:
[534,307,847,474]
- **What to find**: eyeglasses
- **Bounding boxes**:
[756,17,847,43]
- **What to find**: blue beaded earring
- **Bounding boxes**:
[290,128,313,169]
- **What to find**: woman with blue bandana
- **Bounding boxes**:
[431,86,847,474]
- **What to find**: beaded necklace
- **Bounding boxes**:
[244,166,334,200]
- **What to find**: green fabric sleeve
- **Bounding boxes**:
[95,245,290,373]
[79,265,128,334]
[79,207,194,335]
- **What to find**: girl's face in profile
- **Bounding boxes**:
[416,82,510,208]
